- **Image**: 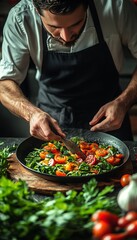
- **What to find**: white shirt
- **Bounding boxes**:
[0,0,137,84]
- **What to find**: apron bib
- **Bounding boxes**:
[37,0,132,140]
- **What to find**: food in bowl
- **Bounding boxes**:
[24,137,124,177]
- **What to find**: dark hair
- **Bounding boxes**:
[33,0,88,15]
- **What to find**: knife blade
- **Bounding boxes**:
[61,138,86,160]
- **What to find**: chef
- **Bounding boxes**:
[0,0,137,141]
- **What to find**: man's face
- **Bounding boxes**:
[40,4,87,46]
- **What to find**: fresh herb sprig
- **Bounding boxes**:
[0,142,17,177]
[0,176,120,240]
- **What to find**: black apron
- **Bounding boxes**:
[37,0,133,141]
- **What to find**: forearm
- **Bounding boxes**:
[0,79,65,141]
[115,66,137,111]
[0,80,41,122]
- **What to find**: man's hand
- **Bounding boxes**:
[89,100,126,132]
[0,80,65,141]
[29,111,66,141]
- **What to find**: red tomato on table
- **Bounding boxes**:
[92,220,112,238]
[120,174,131,187]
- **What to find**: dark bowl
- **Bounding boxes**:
[16,129,130,183]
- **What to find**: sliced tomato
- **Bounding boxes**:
[106,156,115,164]
[115,153,124,158]
[44,143,58,152]
[113,157,121,165]
[95,148,108,157]
[39,151,48,159]
[54,154,68,164]
[85,154,98,165]
[43,145,51,151]
[50,149,60,154]
[106,156,121,166]
[48,142,56,148]
[79,141,91,150]
[48,158,56,166]
[90,143,99,152]
[55,170,66,176]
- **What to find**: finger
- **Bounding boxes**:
[89,109,105,125]
[90,118,114,132]
[50,118,66,138]
[30,120,58,141]
[40,124,61,141]
[39,118,66,141]
[30,125,47,141]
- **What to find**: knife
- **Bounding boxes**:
[50,126,86,160]
[60,137,86,160]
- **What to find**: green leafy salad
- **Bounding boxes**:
[25,137,124,177]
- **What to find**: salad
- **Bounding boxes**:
[25,137,124,177]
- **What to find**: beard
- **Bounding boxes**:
[43,15,87,47]
[53,34,79,47]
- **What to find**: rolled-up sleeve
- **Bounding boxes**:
[0,8,30,85]
[115,0,137,59]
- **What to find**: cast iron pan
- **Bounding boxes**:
[16,128,130,183]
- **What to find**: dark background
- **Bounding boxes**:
[0,0,137,138]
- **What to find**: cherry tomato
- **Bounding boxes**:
[79,141,91,150]
[102,232,127,240]
[39,151,47,159]
[118,216,129,228]
[91,210,118,227]
[125,211,137,221]
[112,157,121,165]
[90,143,99,152]
[106,157,121,166]
[55,170,66,176]
[54,154,68,164]
[95,148,108,157]
[106,156,115,164]
[115,153,124,159]
[126,220,137,237]
[92,221,112,238]
[43,145,51,151]
[118,211,137,228]
[120,174,131,187]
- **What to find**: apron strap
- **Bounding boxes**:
[88,0,104,43]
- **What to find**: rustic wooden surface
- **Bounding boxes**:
[8,153,133,195]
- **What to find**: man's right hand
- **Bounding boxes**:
[0,80,65,141]
[29,110,66,141]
